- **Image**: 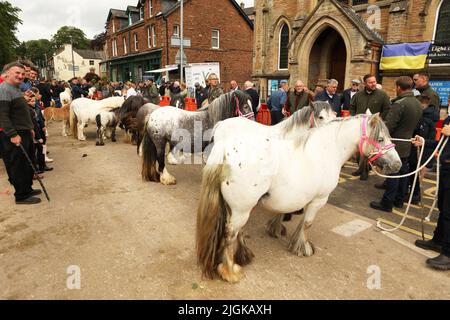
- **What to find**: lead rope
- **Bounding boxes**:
[372,136,448,233]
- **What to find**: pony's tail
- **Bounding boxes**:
[69,103,78,138]
[196,163,230,279]
[141,122,160,182]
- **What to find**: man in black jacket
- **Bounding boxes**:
[414,120,450,270]
[0,62,41,204]
[341,79,360,110]
[370,76,423,212]
[244,81,260,117]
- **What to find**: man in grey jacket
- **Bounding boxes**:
[0,62,41,205]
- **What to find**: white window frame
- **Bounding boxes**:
[278,23,289,70]
[152,25,156,47]
[112,39,118,57]
[112,19,115,33]
[212,29,220,49]
[140,6,144,20]
[134,33,139,51]
[149,0,153,17]
[123,37,127,54]
[147,26,151,48]
[431,0,450,66]
[173,25,180,38]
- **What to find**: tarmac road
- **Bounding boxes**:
[0,122,449,299]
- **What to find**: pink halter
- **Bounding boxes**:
[359,115,396,163]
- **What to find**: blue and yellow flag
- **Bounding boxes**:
[380,42,431,70]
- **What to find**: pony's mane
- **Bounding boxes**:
[281,101,333,135]
[295,114,388,148]
[207,90,250,126]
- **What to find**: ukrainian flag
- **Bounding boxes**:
[380,42,431,70]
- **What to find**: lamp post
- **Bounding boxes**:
[70,37,76,78]
[180,0,184,84]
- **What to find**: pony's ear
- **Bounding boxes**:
[369,113,381,127]
[365,109,372,116]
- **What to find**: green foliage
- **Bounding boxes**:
[17,39,53,67]
[51,26,90,50]
[0,1,22,67]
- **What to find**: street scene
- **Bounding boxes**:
[1,0,450,301]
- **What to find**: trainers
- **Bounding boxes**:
[45,157,54,163]
[415,239,442,253]
[16,196,41,205]
[426,254,450,270]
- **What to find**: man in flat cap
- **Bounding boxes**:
[341,79,361,111]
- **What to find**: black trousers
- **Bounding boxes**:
[0,131,34,201]
[271,110,284,125]
[435,170,450,256]
[382,157,409,207]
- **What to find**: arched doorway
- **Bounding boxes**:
[308,27,347,92]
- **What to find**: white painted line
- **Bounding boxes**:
[332,219,372,237]
[381,231,436,259]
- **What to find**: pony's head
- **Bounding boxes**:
[207,91,255,126]
[283,101,335,136]
[361,114,402,174]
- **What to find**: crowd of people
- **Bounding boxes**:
[1,57,450,270]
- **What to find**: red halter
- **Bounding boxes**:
[359,115,396,163]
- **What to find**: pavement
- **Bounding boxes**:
[0,122,449,300]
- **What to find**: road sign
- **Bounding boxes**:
[175,50,188,65]
[171,37,191,47]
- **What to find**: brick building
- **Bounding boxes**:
[102,0,253,90]
[253,0,450,101]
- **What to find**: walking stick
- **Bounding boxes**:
[18,143,50,202]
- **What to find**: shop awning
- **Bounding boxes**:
[146,66,178,73]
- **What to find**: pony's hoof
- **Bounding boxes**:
[289,240,316,257]
[265,217,287,238]
[112,139,117,143]
[160,169,177,185]
[217,263,244,283]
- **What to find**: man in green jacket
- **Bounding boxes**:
[350,74,391,180]
[143,79,160,105]
[370,76,423,212]
[413,72,441,108]
[283,80,311,116]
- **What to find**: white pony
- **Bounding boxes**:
[88,87,97,99]
[69,97,125,141]
[60,87,72,105]
[196,114,402,282]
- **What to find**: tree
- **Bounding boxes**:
[0,1,22,67]
[51,26,90,51]
[91,31,106,51]
[18,39,54,67]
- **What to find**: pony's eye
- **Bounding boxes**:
[319,116,324,120]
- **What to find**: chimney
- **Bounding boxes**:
[240,2,245,9]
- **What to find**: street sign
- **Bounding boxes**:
[175,50,188,65]
[171,37,191,47]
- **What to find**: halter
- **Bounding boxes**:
[359,115,396,163]
[234,95,254,120]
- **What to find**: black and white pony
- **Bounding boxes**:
[141,91,254,185]
[95,108,121,146]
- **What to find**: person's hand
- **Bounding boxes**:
[38,139,43,144]
[10,135,21,146]
[31,130,35,138]
[282,107,287,116]
[442,125,450,137]
[412,135,423,147]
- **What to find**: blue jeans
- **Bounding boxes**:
[382,158,409,207]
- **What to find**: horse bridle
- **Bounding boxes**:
[234,94,254,119]
[359,115,396,163]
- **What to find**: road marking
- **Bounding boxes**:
[339,172,360,180]
[391,209,437,227]
[377,218,433,240]
[332,219,372,237]
[381,231,436,259]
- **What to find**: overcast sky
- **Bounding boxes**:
[10,0,255,42]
